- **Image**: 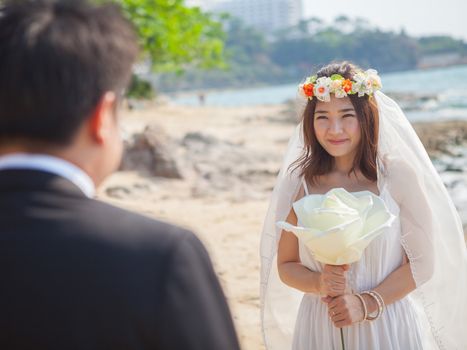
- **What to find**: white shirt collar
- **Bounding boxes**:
[0,153,96,198]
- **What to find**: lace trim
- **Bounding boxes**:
[399,234,446,350]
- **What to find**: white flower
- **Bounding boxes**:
[352,69,382,96]
[334,88,348,98]
[365,69,378,77]
[330,79,343,91]
[277,188,395,265]
[351,72,366,97]
[314,77,332,102]
[329,79,348,98]
[365,69,382,90]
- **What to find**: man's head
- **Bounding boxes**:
[0,0,138,185]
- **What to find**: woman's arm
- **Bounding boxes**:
[326,255,415,328]
[369,254,415,311]
[277,208,322,294]
[363,159,433,312]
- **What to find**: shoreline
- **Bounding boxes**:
[158,64,467,96]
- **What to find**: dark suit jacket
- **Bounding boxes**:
[0,169,240,350]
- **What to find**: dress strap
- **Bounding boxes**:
[302,178,309,196]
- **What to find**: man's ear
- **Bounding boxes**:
[88,92,117,144]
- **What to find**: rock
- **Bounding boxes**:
[119,125,280,199]
[265,99,303,124]
[445,164,465,172]
[181,132,222,155]
[413,121,467,157]
[183,132,219,145]
[386,92,438,111]
[440,171,467,230]
[106,186,131,199]
[105,180,159,199]
[179,131,280,199]
[121,124,183,179]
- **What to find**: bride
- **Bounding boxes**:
[260,61,467,349]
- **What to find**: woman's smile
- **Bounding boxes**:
[327,138,349,145]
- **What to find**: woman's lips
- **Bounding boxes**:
[328,139,349,145]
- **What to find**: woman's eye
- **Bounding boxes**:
[315,116,328,120]
[343,114,355,118]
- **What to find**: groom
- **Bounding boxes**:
[0,1,240,349]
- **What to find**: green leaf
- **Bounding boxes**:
[330,74,344,81]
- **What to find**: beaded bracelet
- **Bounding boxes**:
[369,290,385,317]
[370,290,386,318]
[354,293,368,322]
[361,291,384,321]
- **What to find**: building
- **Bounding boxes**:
[187,0,303,34]
[418,52,467,69]
[186,0,218,8]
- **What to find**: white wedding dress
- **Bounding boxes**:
[261,92,467,350]
[291,180,424,350]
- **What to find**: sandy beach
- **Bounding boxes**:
[98,102,294,349]
[97,101,467,350]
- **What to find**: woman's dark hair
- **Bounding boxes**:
[292,61,379,185]
[0,0,139,146]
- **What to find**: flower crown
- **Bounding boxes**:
[299,69,382,102]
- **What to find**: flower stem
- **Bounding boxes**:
[340,328,345,350]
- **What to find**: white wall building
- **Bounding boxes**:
[186,0,218,8]
[187,0,304,34]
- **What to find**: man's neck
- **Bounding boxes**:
[0,152,97,198]
[0,140,102,184]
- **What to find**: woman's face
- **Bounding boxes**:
[313,95,361,160]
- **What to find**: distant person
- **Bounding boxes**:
[0,1,240,349]
[260,61,467,349]
[198,92,206,105]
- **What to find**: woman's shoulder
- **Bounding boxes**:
[381,155,419,203]
[382,155,418,181]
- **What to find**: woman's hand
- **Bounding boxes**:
[324,294,365,328]
[319,264,350,297]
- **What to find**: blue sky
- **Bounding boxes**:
[303,0,467,41]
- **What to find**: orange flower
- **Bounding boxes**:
[303,83,314,97]
[342,79,353,93]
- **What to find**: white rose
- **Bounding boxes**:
[277,188,395,265]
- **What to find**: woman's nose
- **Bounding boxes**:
[329,120,343,134]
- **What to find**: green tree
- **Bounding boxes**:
[113,0,226,72]
[126,75,155,99]
[156,17,284,91]
[418,36,467,55]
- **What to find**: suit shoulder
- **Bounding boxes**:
[72,198,195,249]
